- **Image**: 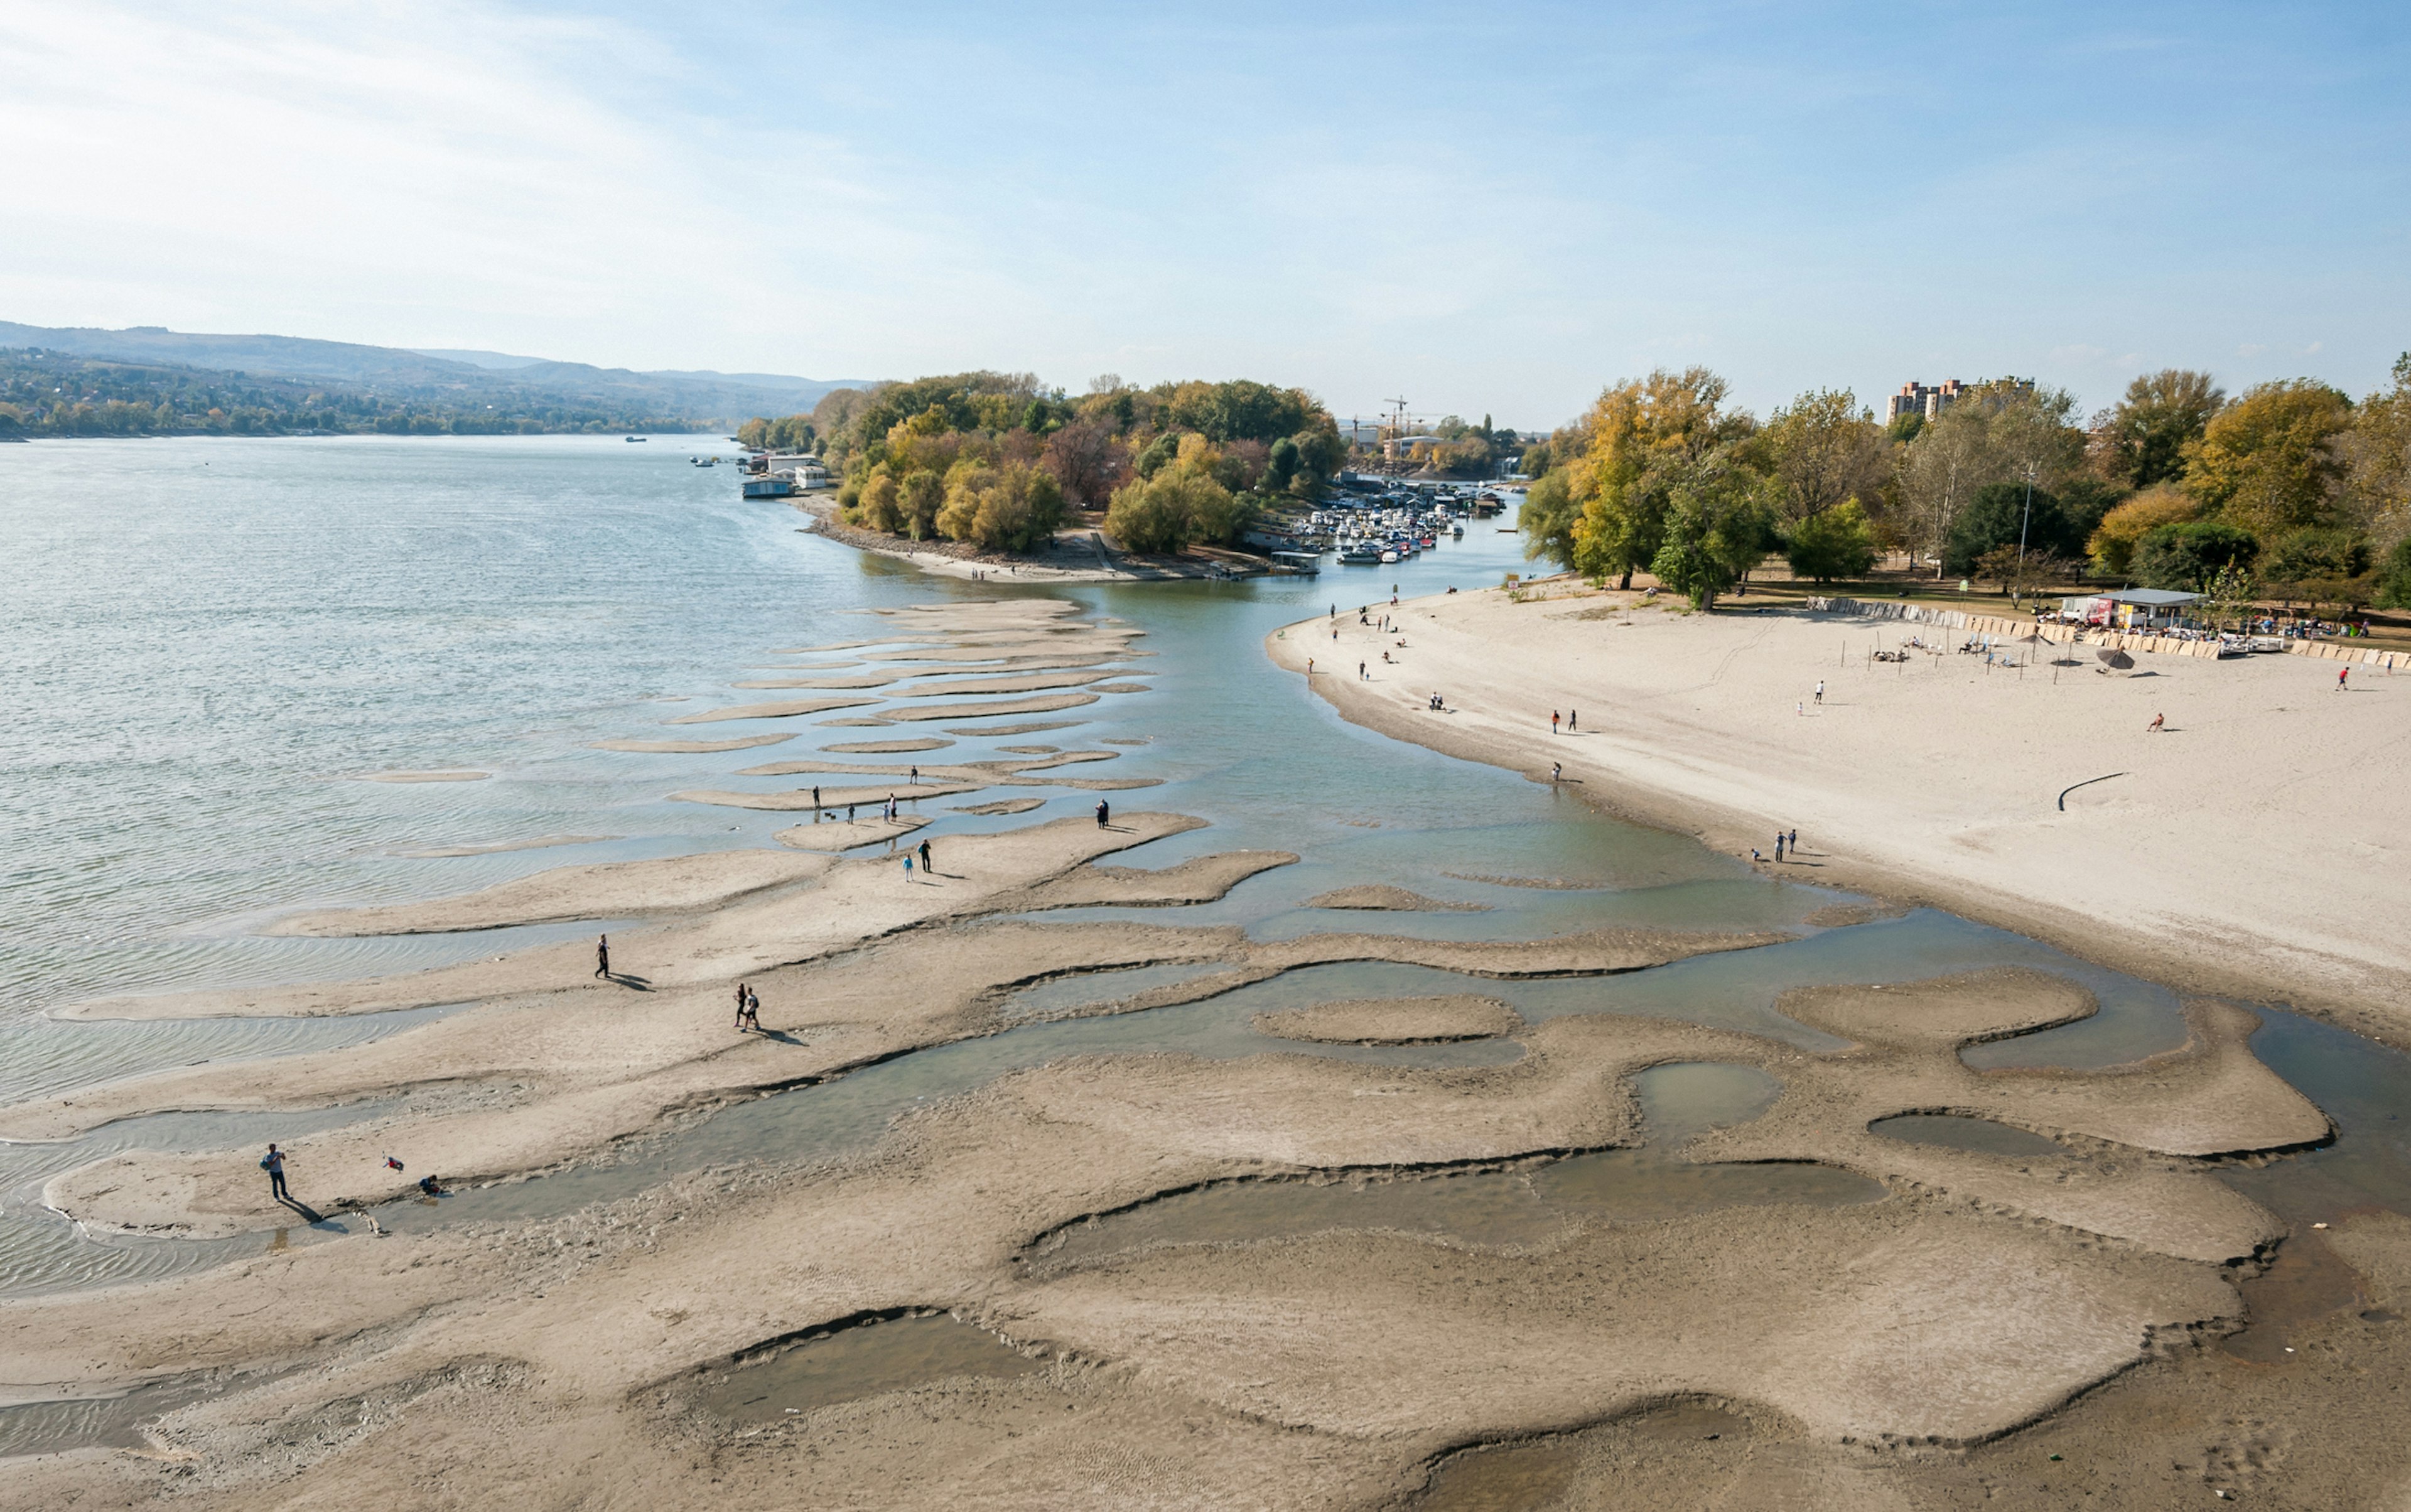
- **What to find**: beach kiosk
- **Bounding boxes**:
[2059,588,2199,629]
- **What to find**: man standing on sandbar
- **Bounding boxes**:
[264,1143,289,1202]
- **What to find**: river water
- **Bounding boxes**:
[1,435,2403,1309]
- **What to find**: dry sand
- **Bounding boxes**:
[263,850,835,936]
[672,781,986,811]
[774,815,929,850]
[1271,588,2411,1044]
[878,692,1101,722]
[896,670,1121,697]
[666,696,876,723]
[1254,995,1524,1044]
[824,738,952,753]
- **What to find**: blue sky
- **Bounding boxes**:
[3,1,2404,427]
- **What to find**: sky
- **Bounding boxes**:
[2,1,2405,429]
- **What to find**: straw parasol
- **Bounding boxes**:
[2096,648,2135,671]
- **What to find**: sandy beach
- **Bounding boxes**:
[1272,583,2411,1048]
[8,590,2410,1512]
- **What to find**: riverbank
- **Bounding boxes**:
[1271,581,2411,1048]
[790,495,1214,583]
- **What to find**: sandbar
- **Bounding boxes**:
[591,734,795,753]
[263,849,835,936]
[775,816,929,851]
[667,697,877,724]
[394,834,613,858]
[878,693,1101,722]
[1306,885,1489,912]
[1254,995,1524,1044]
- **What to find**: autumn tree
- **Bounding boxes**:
[2182,379,2352,535]
[2101,369,2225,487]
[2086,484,2199,574]
[1039,419,1128,508]
[1557,367,1754,588]
[1761,389,1887,524]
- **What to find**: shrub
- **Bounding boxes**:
[2132,521,2259,590]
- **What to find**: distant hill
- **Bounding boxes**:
[0,321,874,421]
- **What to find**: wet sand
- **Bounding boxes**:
[8,593,2399,1511]
[1270,590,2411,1047]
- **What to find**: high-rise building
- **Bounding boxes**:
[1885,379,1968,424]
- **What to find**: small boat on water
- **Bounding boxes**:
[1339,545,1384,565]
[625,435,647,443]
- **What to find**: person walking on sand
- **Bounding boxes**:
[1551,710,1560,734]
[1774,832,1785,863]
[918,838,932,875]
[1551,761,1562,783]
[1358,661,1366,680]
[909,765,920,784]
[735,981,749,1028]
[594,934,610,980]
[905,853,914,881]
[2339,666,2350,691]
[741,988,760,1032]
[1788,828,1798,853]
[263,1143,289,1202]
[1568,710,1577,733]
[1815,679,1825,705]
[1307,657,1315,674]
[1796,699,1805,717]
[1096,799,1110,828]
[2148,712,2165,732]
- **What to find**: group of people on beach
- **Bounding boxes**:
[1750,828,1802,865]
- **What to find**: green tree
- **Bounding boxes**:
[1645,455,1778,610]
[1264,435,1300,493]
[2372,536,2411,609]
[1566,367,1754,588]
[1944,481,2069,575]
[2087,483,2199,574]
[2132,521,2259,591]
[1518,470,1579,569]
[1784,498,1878,583]
[1761,388,1887,524]
[2183,379,2352,534]
[897,469,944,540]
[2103,369,2225,487]
[2261,527,2370,588]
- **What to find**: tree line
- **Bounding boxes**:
[0,350,716,438]
[740,374,1348,555]
[1519,357,2411,613]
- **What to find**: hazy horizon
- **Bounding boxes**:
[4,1,2404,429]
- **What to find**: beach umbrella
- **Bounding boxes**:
[2096,648,2135,671]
